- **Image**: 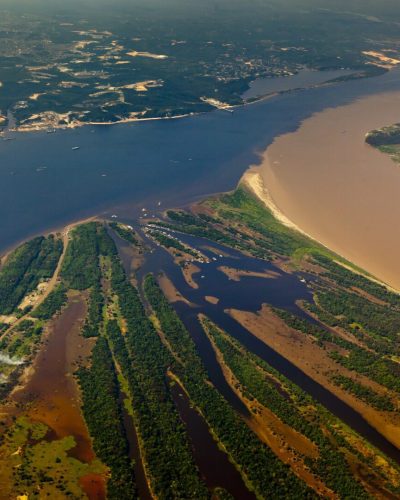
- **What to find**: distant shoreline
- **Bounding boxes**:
[1,67,378,135]
[0,67,396,267]
[4,111,196,134]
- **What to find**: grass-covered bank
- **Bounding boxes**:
[2,179,400,497]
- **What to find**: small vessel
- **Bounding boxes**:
[71,146,80,150]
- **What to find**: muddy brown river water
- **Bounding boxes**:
[11,295,106,499]
[260,90,400,290]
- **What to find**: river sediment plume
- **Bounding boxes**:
[250,90,400,290]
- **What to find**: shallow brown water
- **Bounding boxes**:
[260,90,400,290]
[12,295,106,499]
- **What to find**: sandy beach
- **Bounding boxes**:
[246,90,400,290]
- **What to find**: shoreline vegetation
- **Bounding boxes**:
[366,123,400,163]
[240,167,400,294]
[1,189,400,496]
[0,66,384,134]
[3,3,400,496]
[1,0,398,135]
[145,188,400,447]
[253,88,400,291]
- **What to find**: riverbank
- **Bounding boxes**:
[2,65,400,256]
[250,89,400,291]
[2,208,400,496]
[6,111,194,134]
[0,68,368,135]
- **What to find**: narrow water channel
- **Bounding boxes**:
[134,229,400,465]
[111,229,251,493]
[204,310,400,464]
[118,390,153,500]
[108,229,154,499]
[170,381,256,499]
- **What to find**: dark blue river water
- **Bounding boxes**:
[131,230,400,464]
[2,67,400,252]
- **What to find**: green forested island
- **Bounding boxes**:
[366,123,400,162]
[1,186,400,498]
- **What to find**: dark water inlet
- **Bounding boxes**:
[204,310,400,465]
[118,390,152,500]
[112,231,252,494]
[242,68,356,100]
[170,382,256,499]
[173,304,250,417]
[136,231,400,465]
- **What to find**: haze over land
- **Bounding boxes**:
[0,0,399,129]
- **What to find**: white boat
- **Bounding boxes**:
[72,146,80,150]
